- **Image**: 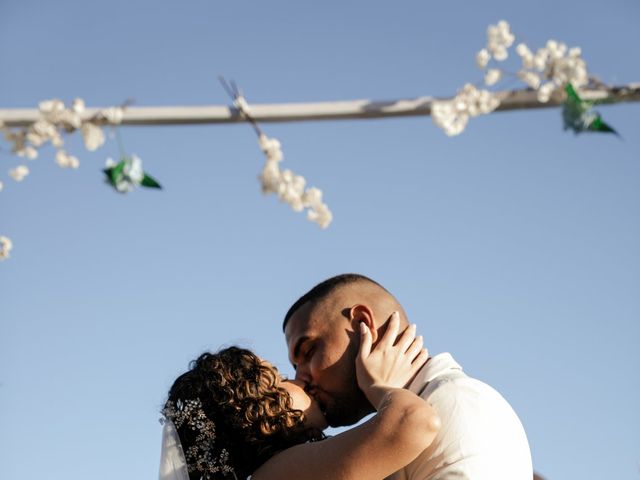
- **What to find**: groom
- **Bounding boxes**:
[283,273,533,480]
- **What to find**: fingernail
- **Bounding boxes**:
[360,322,367,333]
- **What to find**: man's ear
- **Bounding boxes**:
[349,304,378,343]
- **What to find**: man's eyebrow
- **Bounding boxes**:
[291,336,310,365]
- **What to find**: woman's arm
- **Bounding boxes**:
[254,313,440,480]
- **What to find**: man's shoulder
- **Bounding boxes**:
[411,353,520,419]
[402,353,533,480]
[408,353,466,397]
[410,353,500,399]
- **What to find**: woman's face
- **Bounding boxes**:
[281,379,328,430]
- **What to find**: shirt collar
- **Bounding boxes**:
[408,352,463,393]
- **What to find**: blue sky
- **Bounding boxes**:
[1,1,639,479]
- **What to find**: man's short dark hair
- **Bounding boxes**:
[282,273,386,331]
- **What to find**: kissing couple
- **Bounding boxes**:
[159,274,533,480]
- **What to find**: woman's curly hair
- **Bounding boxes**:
[164,346,324,479]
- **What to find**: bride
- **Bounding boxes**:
[159,313,440,480]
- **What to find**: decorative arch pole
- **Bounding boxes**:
[1,83,638,128]
[2,20,640,261]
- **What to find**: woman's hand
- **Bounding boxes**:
[356,311,429,408]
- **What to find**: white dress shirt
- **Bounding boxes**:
[388,353,532,480]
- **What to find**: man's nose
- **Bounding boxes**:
[294,367,311,385]
[287,378,307,390]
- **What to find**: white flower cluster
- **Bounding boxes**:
[476,20,515,67]
[475,20,515,89]
[474,21,589,103]
[0,235,12,261]
[81,123,106,152]
[8,165,30,182]
[56,150,80,169]
[1,98,124,188]
[435,20,592,136]
[515,40,588,102]
[258,134,332,228]
[430,20,515,136]
[105,155,144,193]
[432,84,500,136]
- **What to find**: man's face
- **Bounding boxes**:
[285,299,372,427]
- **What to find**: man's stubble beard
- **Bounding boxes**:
[323,341,375,428]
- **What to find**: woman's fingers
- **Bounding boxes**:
[357,309,430,392]
[380,311,401,348]
[359,321,373,358]
[405,334,424,360]
[411,348,430,374]
[396,323,417,352]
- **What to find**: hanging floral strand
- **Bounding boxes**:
[0,97,163,193]
[0,98,129,190]
[3,98,125,158]
[219,77,332,229]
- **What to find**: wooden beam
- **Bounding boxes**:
[1,84,638,128]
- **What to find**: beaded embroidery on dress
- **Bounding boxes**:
[160,398,237,480]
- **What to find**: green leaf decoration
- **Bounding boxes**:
[103,159,127,191]
[102,167,114,182]
[111,159,126,184]
[588,115,619,135]
[562,83,620,138]
[140,173,162,189]
[565,83,583,104]
[102,156,162,192]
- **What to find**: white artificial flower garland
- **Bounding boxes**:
[432,84,500,136]
[257,133,332,229]
[1,98,125,185]
[515,41,588,103]
[0,25,610,260]
[223,82,332,229]
[433,20,592,136]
